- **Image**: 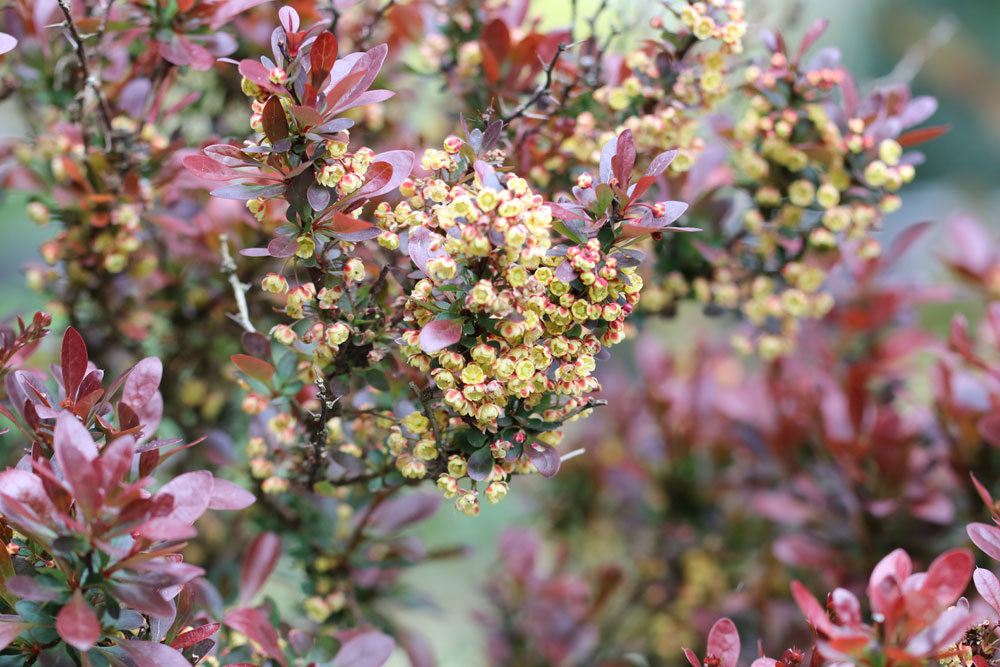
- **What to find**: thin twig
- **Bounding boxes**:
[57,0,114,149]
[359,0,396,49]
[501,43,567,123]
[307,380,337,486]
[878,15,957,86]
[218,234,256,333]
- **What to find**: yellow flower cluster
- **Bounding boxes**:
[677,0,747,53]
[373,142,645,510]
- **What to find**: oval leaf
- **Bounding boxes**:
[418,320,463,354]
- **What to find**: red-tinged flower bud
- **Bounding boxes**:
[269,67,288,84]
[262,272,288,293]
[443,135,464,154]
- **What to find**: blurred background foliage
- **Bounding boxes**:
[1,0,998,664]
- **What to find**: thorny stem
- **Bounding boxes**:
[307,379,337,486]
[501,43,568,123]
[57,0,115,150]
[219,235,256,333]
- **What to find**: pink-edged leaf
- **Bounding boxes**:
[971,473,995,511]
[368,492,440,533]
[122,357,162,409]
[56,590,100,652]
[611,129,636,186]
[135,517,198,542]
[61,327,88,400]
[210,0,274,30]
[407,226,446,275]
[54,412,101,514]
[922,548,973,608]
[230,354,275,383]
[969,523,1000,561]
[307,182,332,211]
[598,134,617,184]
[0,620,25,651]
[210,183,286,201]
[100,436,136,491]
[120,640,191,667]
[278,5,300,32]
[0,33,17,55]
[706,618,740,667]
[645,149,678,177]
[682,648,701,667]
[904,605,973,656]
[237,59,284,94]
[327,211,380,242]
[795,18,828,63]
[156,471,213,524]
[182,155,245,181]
[474,161,501,191]
[418,320,463,354]
[239,532,281,605]
[341,150,415,205]
[6,575,61,602]
[208,478,256,511]
[974,568,1000,616]
[170,622,221,650]
[525,442,560,478]
[331,631,395,667]
[830,588,862,626]
[330,89,394,115]
[790,580,833,634]
[224,607,286,666]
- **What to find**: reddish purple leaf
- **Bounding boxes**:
[156,471,213,524]
[974,568,1000,616]
[54,412,101,514]
[327,211,380,242]
[170,622,221,650]
[61,327,88,400]
[0,620,25,651]
[224,607,286,666]
[261,96,289,143]
[230,354,275,383]
[795,18,828,63]
[182,155,244,181]
[208,478,256,511]
[969,523,1000,561]
[331,631,395,667]
[368,492,441,533]
[922,548,973,608]
[120,640,191,667]
[6,575,60,602]
[525,442,560,478]
[904,605,972,656]
[611,129,636,186]
[56,590,100,652]
[645,150,677,177]
[239,532,281,604]
[267,235,298,258]
[310,32,338,89]
[122,357,162,410]
[407,227,446,276]
[418,320,463,354]
[706,618,740,667]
